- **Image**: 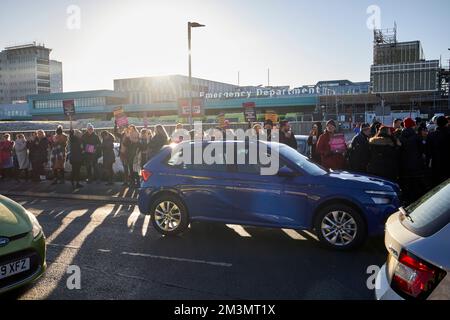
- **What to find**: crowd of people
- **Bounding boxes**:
[307,116,450,205]
[0,122,170,189]
[1,115,449,205]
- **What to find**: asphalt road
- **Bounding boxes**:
[3,196,387,300]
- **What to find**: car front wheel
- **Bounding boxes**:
[150,195,189,236]
[314,204,367,250]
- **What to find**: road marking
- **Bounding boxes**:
[282,229,307,240]
[226,224,252,237]
[121,251,233,268]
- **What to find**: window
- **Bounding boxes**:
[401,180,450,237]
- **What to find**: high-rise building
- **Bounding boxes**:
[50,60,63,93]
[370,27,440,94]
[0,43,62,104]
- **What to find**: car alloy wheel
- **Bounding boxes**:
[154,201,182,232]
[320,210,358,247]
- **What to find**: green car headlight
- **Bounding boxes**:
[26,210,43,239]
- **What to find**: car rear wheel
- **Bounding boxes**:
[314,204,367,250]
[150,195,189,236]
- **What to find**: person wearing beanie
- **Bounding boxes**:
[316,120,347,170]
[399,118,427,205]
[403,118,416,130]
[426,116,450,187]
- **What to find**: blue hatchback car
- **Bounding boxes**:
[138,141,401,250]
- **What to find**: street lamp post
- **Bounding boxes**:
[188,21,205,127]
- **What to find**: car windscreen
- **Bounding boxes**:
[278,145,327,176]
[401,179,450,237]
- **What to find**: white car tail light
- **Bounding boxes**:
[391,250,446,300]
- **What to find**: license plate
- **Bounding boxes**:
[0,258,31,280]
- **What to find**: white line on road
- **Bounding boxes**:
[47,243,233,267]
[121,251,233,268]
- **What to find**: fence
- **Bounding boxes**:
[1,121,340,139]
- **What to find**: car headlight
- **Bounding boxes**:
[365,190,397,205]
[26,210,43,239]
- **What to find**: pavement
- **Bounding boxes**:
[0,180,138,204]
[1,196,386,300]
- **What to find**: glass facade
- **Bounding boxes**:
[371,61,439,93]
[34,96,106,109]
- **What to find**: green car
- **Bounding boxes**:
[0,194,46,294]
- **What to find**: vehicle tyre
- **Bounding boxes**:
[150,195,189,236]
[314,204,367,251]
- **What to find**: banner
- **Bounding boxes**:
[114,106,129,128]
[178,98,204,117]
[243,102,257,123]
[63,100,75,117]
[329,133,347,153]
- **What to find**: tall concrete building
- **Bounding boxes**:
[50,60,63,93]
[0,43,62,104]
[370,27,440,94]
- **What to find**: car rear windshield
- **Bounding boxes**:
[401,179,450,237]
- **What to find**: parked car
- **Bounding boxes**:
[0,195,46,294]
[138,141,401,250]
[375,179,450,300]
[295,135,310,157]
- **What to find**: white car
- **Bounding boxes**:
[375,179,450,300]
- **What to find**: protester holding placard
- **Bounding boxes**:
[316,120,347,170]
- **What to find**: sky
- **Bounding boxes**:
[1,0,449,92]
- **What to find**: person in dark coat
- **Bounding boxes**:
[348,123,371,173]
[426,116,450,187]
[69,129,84,189]
[392,119,403,141]
[399,118,428,205]
[100,131,116,186]
[307,122,322,163]
[27,130,49,182]
[316,120,347,170]
[367,126,400,182]
[279,120,298,150]
[82,123,101,183]
[148,125,170,161]
[370,121,382,137]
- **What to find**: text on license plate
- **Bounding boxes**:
[0,258,31,280]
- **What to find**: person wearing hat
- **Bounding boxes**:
[316,120,347,170]
[399,117,427,204]
[348,123,371,173]
[426,116,450,187]
[82,123,101,183]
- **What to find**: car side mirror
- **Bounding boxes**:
[277,166,298,178]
